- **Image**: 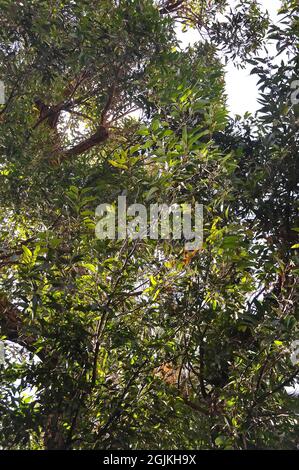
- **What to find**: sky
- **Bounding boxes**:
[177,0,282,116]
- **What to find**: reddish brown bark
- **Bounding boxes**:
[0,295,36,350]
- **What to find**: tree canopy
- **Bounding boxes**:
[0,0,298,450]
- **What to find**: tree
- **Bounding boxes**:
[0,0,298,449]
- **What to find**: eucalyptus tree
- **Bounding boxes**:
[0,0,298,449]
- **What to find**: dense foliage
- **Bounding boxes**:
[0,0,298,449]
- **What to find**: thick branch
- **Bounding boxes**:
[56,125,109,163]
[159,0,185,15]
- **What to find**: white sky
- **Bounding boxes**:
[177,0,282,116]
